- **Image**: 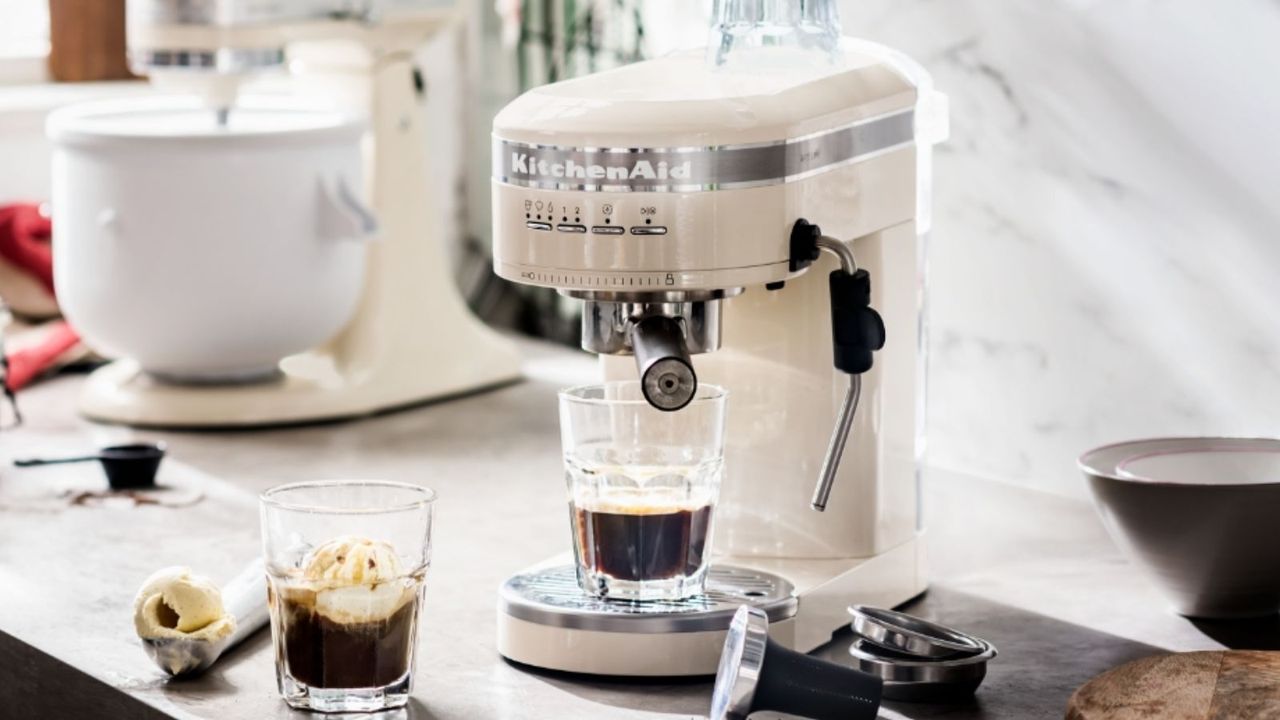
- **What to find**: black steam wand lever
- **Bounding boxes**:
[789,219,887,511]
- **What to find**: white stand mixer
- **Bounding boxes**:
[66,1,519,427]
[491,2,948,676]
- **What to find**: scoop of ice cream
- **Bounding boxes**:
[301,536,412,624]
[133,567,235,642]
[314,581,413,625]
[302,535,403,585]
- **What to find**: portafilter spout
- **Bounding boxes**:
[630,315,697,411]
[577,294,727,413]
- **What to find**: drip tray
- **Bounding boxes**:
[500,564,797,634]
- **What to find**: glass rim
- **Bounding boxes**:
[259,479,437,515]
[559,380,727,406]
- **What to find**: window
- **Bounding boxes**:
[0,0,49,59]
[0,0,49,84]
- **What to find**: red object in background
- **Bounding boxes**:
[1,203,84,392]
[0,204,54,296]
[7,322,80,390]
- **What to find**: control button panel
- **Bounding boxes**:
[520,198,669,236]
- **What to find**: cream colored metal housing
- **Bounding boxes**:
[492,42,946,675]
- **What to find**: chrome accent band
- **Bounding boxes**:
[129,47,285,73]
[127,0,361,25]
[493,108,914,193]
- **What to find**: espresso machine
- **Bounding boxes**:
[492,2,948,675]
[63,0,519,427]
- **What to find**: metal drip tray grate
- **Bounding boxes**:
[500,564,797,633]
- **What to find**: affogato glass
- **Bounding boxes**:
[560,381,727,601]
[260,480,434,713]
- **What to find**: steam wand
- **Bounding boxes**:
[789,220,886,511]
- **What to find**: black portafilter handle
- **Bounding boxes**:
[712,606,883,720]
[752,636,883,720]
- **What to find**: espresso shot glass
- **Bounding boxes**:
[260,480,435,713]
[560,382,728,601]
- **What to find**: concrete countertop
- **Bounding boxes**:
[0,340,1259,719]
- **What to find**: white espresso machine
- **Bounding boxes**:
[491,2,948,675]
[51,0,519,427]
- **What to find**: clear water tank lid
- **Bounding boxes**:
[708,0,843,69]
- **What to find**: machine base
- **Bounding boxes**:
[496,533,927,676]
[78,333,521,428]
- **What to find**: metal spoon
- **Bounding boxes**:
[140,559,270,676]
[14,442,166,489]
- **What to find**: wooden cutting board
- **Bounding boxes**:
[1067,651,1280,720]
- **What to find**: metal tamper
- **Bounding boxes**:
[710,605,883,720]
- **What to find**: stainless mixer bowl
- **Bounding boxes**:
[1079,437,1280,619]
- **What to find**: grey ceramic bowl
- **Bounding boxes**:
[1079,437,1280,619]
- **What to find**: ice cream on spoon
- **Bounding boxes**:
[133,562,267,676]
[134,567,235,642]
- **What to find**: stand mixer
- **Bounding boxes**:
[492,2,948,676]
[60,0,519,427]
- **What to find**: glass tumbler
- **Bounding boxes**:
[560,381,728,601]
[260,480,435,713]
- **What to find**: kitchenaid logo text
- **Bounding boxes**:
[510,152,692,182]
[496,109,915,190]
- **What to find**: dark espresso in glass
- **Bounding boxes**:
[273,586,419,689]
[573,501,714,586]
